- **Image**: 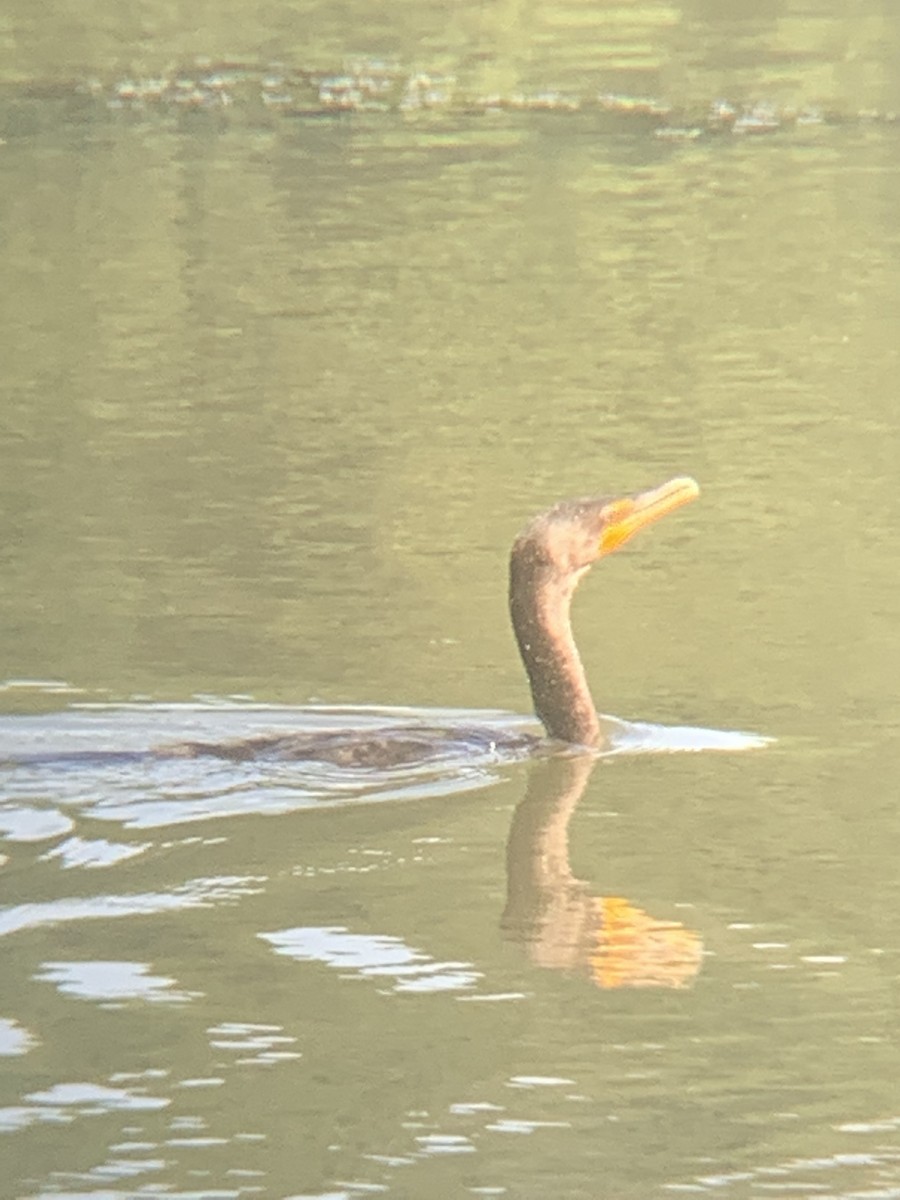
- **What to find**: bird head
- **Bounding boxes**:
[517,477,700,580]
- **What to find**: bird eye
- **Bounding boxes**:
[603,500,634,524]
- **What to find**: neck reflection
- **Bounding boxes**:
[502,755,703,990]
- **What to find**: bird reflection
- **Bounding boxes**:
[502,755,702,989]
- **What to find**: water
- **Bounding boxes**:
[3,2,900,1197]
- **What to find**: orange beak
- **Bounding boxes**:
[598,476,700,557]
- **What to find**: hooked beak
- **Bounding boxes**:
[598,476,700,557]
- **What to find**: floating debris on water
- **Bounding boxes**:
[654,126,703,141]
[598,92,671,118]
[399,72,458,112]
[8,55,900,141]
[732,101,782,134]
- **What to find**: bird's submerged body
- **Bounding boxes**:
[163,723,538,767]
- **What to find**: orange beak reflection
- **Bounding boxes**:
[598,476,700,557]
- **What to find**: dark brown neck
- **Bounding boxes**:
[509,552,602,746]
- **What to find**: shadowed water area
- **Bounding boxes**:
[3,2,900,1197]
